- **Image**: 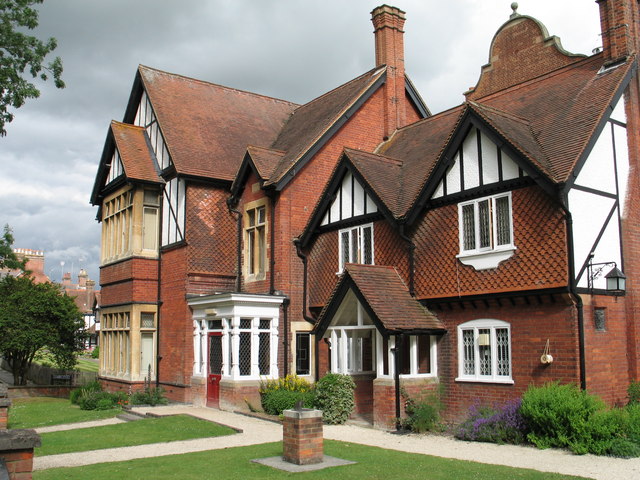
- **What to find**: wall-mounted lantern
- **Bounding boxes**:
[587,254,626,295]
[604,266,626,293]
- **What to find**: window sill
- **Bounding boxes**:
[456,246,516,270]
[455,376,514,385]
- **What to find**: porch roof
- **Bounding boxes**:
[315,264,445,336]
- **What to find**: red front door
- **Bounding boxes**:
[207,332,222,408]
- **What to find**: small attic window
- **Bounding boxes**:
[598,58,626,75]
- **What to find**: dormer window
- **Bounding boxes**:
[457,192,515,270]
[338,224,373,273]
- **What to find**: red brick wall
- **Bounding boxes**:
[100,257,159,306]
[582,294,631,405]
[434,299,580,420]
[0,448,35,479]
[622,78,640,382]
[414,186,568,299]
[158,247,191,394]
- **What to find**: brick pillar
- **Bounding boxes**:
[282,409,323,465]
[0,429,41,480]
[0,400,10,430]
[0,385,9,430]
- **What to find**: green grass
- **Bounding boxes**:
[33,440,589,480]
[36,414,236,456]
[8,397,121,429]
[74,357,99,373]
[31,350,99,373]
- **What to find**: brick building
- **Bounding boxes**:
[91,1,640,426]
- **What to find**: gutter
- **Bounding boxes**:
[294,239,320,381]
[226,196,243,292]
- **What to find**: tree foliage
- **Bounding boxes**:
[0,224,25,271]
[0,275,84,384]
[0,0,64,136]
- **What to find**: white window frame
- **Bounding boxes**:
[245,204,267,278]
[376,333,437,378]
[457,192,515,270]
[338,223,374,273]
[456,319,513,384]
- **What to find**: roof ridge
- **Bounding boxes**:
[138,64,300,108]
[296,66,385,110]
[266,67,387,185]
[468,101,531,125]
[110,120,144,131]
[247,145,286,155]
[344,147,404,167]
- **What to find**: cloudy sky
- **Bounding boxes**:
[0,0,601,285]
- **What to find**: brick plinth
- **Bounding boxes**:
[282,409,323,465]
[0,429,41,480]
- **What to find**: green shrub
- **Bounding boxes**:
[400,388,441,433]
[91,346,100,359]
[78,391,117,411]
[517,383,640,457]
[261,389,315,415]
[608,438,640,458]
[628,381,640,405]
[625,402,640,445]
[314,373,355,424]
[130,387,168,406]
[70,380,102,405]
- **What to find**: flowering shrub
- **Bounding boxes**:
[259,374,315,415]
[259,374,313,394]
[455,399,528,444]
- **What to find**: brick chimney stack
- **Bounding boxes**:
[371,5,406,138]
[78,268,88,288]
[596,0,640,63]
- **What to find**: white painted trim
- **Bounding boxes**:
[456,246,516,270]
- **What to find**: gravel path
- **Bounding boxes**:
[32,405,640,479]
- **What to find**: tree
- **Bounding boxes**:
[0,0,64,136]
[0,275,84,385]
[0,224,25,270]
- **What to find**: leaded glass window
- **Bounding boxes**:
[457,320,512,383]
[458,193,513,255]
[338,223,374,272]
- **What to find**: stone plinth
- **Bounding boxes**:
[282,409,323,465]
[0,429,41,479]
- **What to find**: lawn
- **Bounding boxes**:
[33,440,589,480]
[36,414,236,456]
[74,357,99,373]
[8,397,121,429]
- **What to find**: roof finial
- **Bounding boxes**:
[510,2,519,19]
